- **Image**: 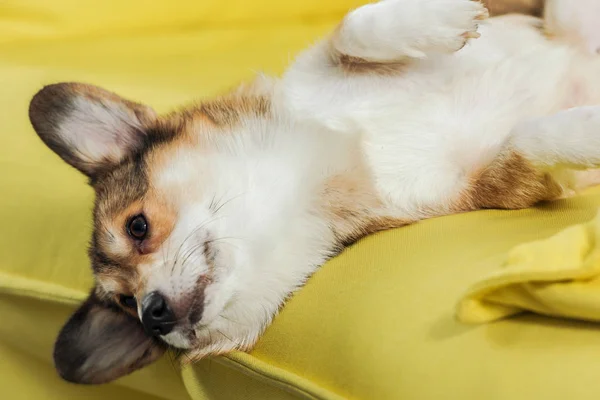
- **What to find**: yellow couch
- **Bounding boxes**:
[3,1,600,399]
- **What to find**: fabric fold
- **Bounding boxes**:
[457,209,600,324]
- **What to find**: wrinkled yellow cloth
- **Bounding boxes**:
[458,210,600,324]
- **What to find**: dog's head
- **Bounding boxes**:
[29,82,288,383]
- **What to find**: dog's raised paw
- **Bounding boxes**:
[336,0,489,61]
[423,0,489,53]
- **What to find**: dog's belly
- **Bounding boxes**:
[361,17,600,219]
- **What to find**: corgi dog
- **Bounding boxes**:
[29,0,600,384]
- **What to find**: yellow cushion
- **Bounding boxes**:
[457,210,600,324]
[3,1,600,399]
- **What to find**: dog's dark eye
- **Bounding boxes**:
[119,294,137,309]
[127,215,148,240]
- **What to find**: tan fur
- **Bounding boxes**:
[197,95,270,126]
[329,25,409,75]
[482,0,545,17]
[334,53,408,75]
[95,194,176,286]
[96,189,175,256]
[322,156,410,250]
[458,151,563,210]
[143,81,274,156]
[92,159,178,302]
[138,190,178,254]
[182,78,273,127]
[94,269,141,309]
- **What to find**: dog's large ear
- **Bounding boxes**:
[54,291,166,384]
[29,83,157,177]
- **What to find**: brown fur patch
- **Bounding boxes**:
[329,25,408,75]
[93,268,142,320]
[332,52,409,75]
[92,160,147,266]
[91,147,176,298]
[94,269,138,295]
[459,151,563,211]
[197,95,270,126]
[137,189,177,254]
[91,159,149,280]
[336,216,411,249]
[482,0,545,17]
[179,78,273,128]
[92,193,177,297]
[321,159,410,252]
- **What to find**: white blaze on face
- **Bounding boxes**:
[140,145,217,325]
[146,207,212,297]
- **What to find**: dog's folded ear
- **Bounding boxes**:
[54,290,166,384]
[28,82,157,178]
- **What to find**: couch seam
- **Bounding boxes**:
[217,354,345,400]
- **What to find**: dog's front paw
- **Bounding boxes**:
[419,0,489,54]
[336,0,488,61]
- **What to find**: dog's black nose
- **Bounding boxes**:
[141,292,176,337]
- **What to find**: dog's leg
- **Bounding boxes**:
[333,0,489,62]
[282,0,488,132]
[465,106,600,209]
[545,0,600,55]
[511,106,600,169]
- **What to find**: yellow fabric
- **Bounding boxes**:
[0,0,369,43]
[457,209,600,324]
[4,1,600,399]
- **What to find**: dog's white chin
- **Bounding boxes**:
[161,330,193,349]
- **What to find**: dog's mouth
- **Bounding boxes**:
[147,291,207,349]
[160,325,199,349]
[139,238,221,350]
[154,281,212,349]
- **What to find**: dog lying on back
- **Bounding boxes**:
[29,0,600,384]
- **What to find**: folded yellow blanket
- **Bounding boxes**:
[457,210,600,324]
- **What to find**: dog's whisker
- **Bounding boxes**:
[178,242,207,280]
[205,237,242,251]
[179,242,206,271]
[171,217,220,272]
[172,224,204,270]
[165,349,180,374]
[218,314,248,327]
[216,329,243,348]
[176,349,193,364]
[211,192,246,216]
[208,193,218,213]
